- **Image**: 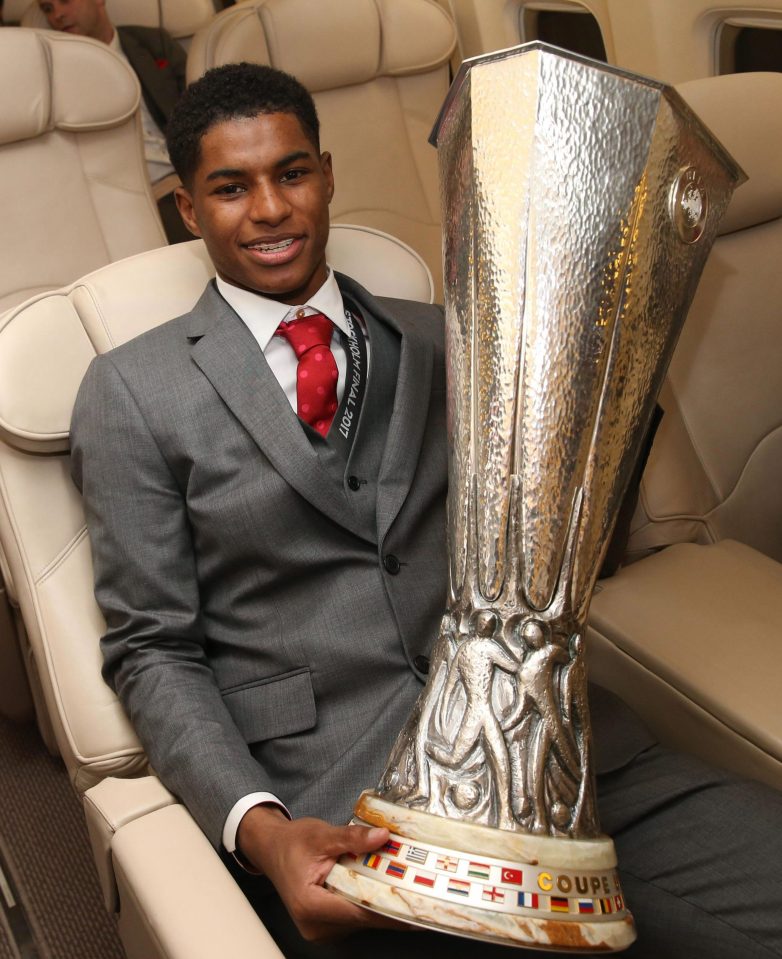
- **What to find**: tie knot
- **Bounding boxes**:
[276,311,334,357]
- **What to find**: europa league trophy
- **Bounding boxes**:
[326,44,744,950]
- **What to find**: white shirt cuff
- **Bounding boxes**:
[222,792,291,853]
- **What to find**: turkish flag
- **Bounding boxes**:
[501,868,523,885]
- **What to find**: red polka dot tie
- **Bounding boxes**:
[275,311,339,437]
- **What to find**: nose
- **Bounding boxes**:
[248,181,291,226]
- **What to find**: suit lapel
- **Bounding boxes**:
[337,276,435,543]
[186,284,369,541]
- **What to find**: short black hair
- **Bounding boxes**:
[167,62,320,187]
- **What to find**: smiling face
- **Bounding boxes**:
[174,112,334,305]
[38,0,113,43]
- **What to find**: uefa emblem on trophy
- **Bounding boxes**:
[327,43,744,951]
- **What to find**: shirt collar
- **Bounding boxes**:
[215,269,348,351]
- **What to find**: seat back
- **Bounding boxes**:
[626,72,782,565]
[187,0,455,300]
[20,0,216,46]
[0,29,166,312]
[0,227,432,792]
[0,29,167,734]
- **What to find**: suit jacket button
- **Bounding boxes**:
[347,475,361,491]
[383,554,401,575]
[413,655,430,674]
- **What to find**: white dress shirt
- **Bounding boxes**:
[214,268,368,855]
[215,267,364,414]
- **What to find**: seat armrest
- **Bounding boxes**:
[587,539,782,789]
[84,776,284,958]
[84,775,177,912]
[113,801,284,959]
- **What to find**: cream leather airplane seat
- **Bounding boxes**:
[627,73,782,565]
[588,71,782,792]
[187,0,456,300]
[0,228,431,959]
[0,29,166,311]
[20,0,216,49]
[0,27,166,744]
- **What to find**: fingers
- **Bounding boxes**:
[245,814,404,943]
[321,823,389,859]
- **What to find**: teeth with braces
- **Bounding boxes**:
[249,238,295,252]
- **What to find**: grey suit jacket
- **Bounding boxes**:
[70,275,449,847]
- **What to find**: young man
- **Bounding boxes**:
[39,0,189,241]
[71,61,449,953]
[71,64,782,959]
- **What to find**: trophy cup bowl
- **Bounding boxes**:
[326,43,745,951]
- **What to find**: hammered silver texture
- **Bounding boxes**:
[375,45,744,840]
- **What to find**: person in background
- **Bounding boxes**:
[38,0,191,242]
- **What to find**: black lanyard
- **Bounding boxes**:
[329,298,368,458]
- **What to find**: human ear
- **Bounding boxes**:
[320,152,334,204]
[174,186,202,238]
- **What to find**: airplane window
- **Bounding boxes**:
[734,27,782,72]
[718,21,782,74]
[521,8,608,63]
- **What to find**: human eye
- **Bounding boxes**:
[212,182,245,196]
[280,168,308,183]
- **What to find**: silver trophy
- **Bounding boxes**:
[327,43,744,951]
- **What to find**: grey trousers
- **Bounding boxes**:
[232,745,782,959]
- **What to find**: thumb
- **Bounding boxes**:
[336,824,390,857]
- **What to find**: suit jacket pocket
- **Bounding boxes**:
[222,668,316,745]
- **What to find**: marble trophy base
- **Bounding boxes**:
[325,792,636,952]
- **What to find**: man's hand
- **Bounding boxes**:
[237,804,409,942]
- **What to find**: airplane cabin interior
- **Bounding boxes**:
[0,1,780,957]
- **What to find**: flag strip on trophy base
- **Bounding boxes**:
[333,827,628,923]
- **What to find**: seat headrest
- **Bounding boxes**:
[0,29,139,146]
[20,0,215,38]
[0,227,433,453]
[676,72,782,235]
[193,0,456,92]
[0,242,215,454]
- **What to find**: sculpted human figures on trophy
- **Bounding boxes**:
[383,599,599,842]
[503,618,583,835]
[426,609,517,829]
